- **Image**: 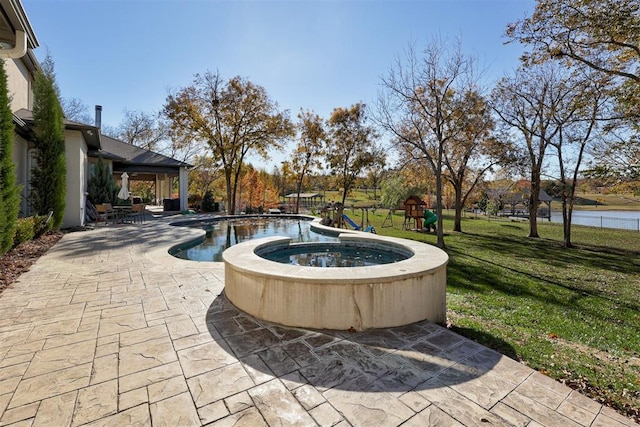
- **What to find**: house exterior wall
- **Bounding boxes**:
[11,134,30,216]
[5,55,34,218]
[4,58,32,111]
[63,130,88,228]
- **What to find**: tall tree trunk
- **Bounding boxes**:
[453,182,463,232]
[528,168,541,238]
[435,147,445,248]
[224,168,234,214]
[295,178,303,214]
[562,197,573,248]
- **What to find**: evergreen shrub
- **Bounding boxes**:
[202,190,215,212]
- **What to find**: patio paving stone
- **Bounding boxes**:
[0,216,637,426]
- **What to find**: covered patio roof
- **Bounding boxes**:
[89,134,192,176]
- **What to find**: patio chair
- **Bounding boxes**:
[126,203,146,224]
[95,203,117,225]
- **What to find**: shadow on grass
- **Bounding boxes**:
[447,231,640,315]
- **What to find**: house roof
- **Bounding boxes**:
[0,0,38,50]
[285,193,324,199]
[14,108,191,170]
[98,134,191,169]
[539,189,553,202]
[0,0,40,72]
[404,195,426,205]
[14,108,101,149]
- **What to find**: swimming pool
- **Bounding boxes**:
[169,216,336,262]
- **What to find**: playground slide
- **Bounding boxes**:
[423,217,437,226]
[342,214,362,230]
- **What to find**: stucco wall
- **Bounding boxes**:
[11,134,29,216]
[63,130,87,228]
[4,58,32,112]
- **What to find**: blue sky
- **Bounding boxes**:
[22,0,534,166]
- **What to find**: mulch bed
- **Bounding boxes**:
[0,231,64,294]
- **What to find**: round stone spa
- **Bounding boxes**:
[223,233,449,331]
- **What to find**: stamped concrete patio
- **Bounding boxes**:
[0,216,637,426]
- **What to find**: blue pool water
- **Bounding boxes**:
[170,217,336,262]
[259,243,409,267]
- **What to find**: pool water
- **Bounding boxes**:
[170,217,336,262]
[259,243,409,267]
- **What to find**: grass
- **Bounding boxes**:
[344,207,640,421]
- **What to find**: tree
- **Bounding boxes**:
[118,109,168,151]
[88,155,117,204]
[380,173,424,211]
[30,54,66,229]
[236,166,279,212]
[258,169,280,209]
[492,63,575,238]
[376,38,480,247]
[238,167,263,212]
[272,162,291,203]
[163,72,294,214]
[188,154,222,199]
[202,190,215,212]
[291,110,325,213]
[550,72,612,247]
[442,90,508,231]
[61,97,92,124]
[506,0,640,118]
[60,98,118,136]
[587,137,640,182]
[325,103,377,206]
[0,60,19,254]
[364,142,387,202]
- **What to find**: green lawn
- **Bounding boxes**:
[345,208,640,421]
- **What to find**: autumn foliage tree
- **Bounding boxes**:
[237,167,279,212]
[163,72,293,214]
[506,0,640,185]
[442,90,507,232]
[325,103,377,206]
[188,155,222,199]
[492,63,572,238]
[291,110,326,213]
[506,0,639,117]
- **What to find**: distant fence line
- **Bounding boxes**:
[464,210,640,232]
[568,213,640,232]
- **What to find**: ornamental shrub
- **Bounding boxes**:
[88,155,117,204]
[0,60,20,255]
[30,54,66,229]
[202,190,215,212]
[13,217,36,247]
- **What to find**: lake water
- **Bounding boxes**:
[549,210,640,231]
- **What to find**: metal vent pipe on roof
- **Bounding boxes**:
[95,105,102,129]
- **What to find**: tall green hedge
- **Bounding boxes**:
[30,54,66,229]
[0,60,20,255]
